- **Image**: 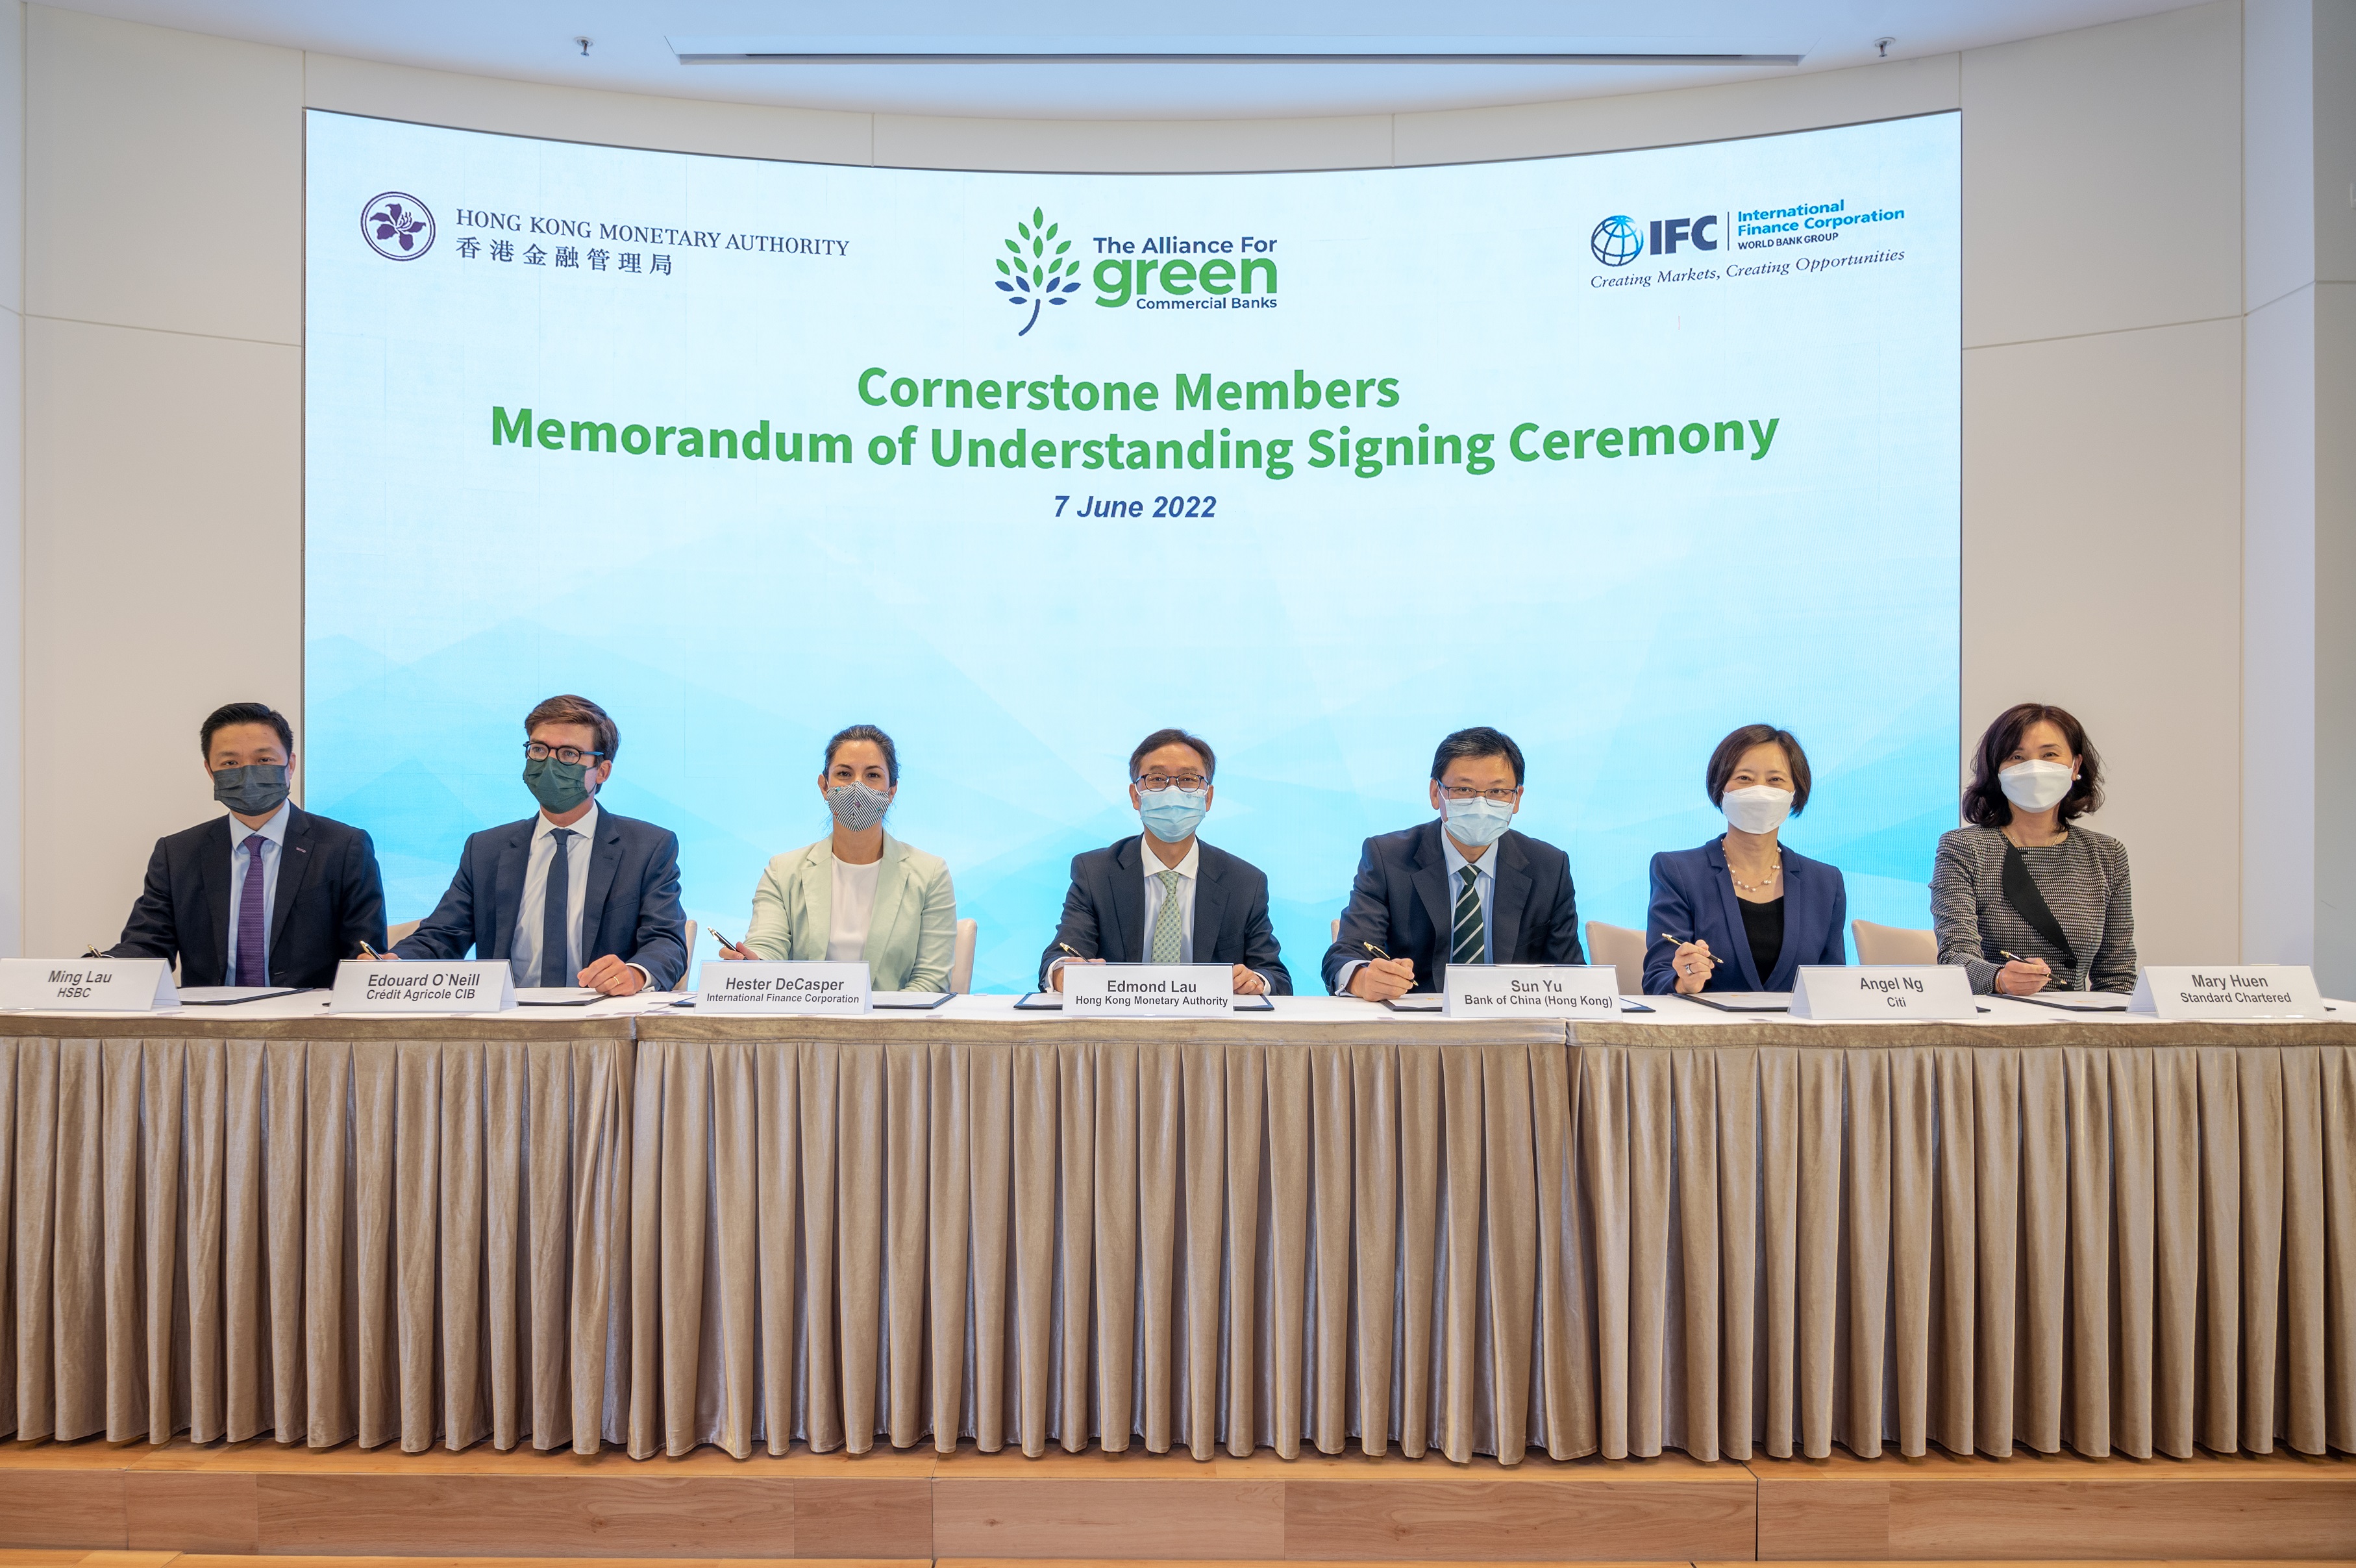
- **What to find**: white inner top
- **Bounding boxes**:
[828,853,885,962]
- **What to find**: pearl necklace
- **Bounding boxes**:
[1724,837,1782,895]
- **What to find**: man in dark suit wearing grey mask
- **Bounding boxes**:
[110,701,388,989]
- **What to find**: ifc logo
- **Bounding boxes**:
[1591,214,1643,267]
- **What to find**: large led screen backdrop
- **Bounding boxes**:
[304,109,1961,993]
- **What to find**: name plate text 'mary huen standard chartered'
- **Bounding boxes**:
[695,960,872,1015]
[2130,964,2324,1019]
[1062,964,1237,1017]
[1444,964,1622,1019]
[330,960,515,1014]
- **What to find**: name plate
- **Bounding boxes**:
[330,960,515,1014]
[696,960,871,1014]
[1063,964,1235,1017]
[1789,964,1975,1020]
[2129,964,2324,1019]
[0,957,178,1012]
[1445,964,1622,1019]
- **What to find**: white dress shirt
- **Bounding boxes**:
[1441,831,1498,964]
[223,801,291,980]
[827,854,885,962]
[1139,834,1204,960]
[512,803,599,985]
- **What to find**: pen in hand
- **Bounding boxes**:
[1359,941,1393,962]
[357,941,382,960]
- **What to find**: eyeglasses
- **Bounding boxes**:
[1136,773,1210,792]
[1439,785,1520,803]
[525,741,605,765]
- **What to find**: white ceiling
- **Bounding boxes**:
[43,0,2207,120]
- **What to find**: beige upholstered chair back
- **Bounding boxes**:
[950,918,979,994]
[386,919,421,945]
[1852,919,1937,965]
[1584,921,1647,996]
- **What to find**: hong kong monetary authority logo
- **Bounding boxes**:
[362,192,435,260]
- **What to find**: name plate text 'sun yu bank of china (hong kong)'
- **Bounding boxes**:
[1443,964,1623,1019]
[1062,964,1237,1018]
[2129,964,2325,1019]
[1789,964,1976,1020]
[695,960,873,1015]
[0,957,179,1012]
[330,960,516,1014]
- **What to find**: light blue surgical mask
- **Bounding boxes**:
[1138,786,1209,845]
[1442,795,1515,848]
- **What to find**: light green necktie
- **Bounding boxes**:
[1150,868,1185,963]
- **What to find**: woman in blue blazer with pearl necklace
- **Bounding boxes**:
[1644,723,1848,995]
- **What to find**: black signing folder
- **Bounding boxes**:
[177,986,306,1006]
[1687,991,1793,1012]
[873,990,955,1010]
[2015,991,2130,1012]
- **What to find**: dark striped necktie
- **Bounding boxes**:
[1450,865,1485,965]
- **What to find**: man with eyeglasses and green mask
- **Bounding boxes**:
[391,693,687,994]
[1037,727,1291,995]
[1324,726,1584,999]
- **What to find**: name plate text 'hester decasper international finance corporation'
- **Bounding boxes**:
[695,960,873,1015]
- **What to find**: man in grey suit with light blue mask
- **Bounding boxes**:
[392,693,688,994]
[1039,727,1291,994]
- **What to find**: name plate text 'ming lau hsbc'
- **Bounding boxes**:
[2129,965,2324,1019]
[1444,964,1622,1019]
[1062,964,1235,1017]
[695,960,873,1015]
[329,960,515,1014]
[0,957,179,1012]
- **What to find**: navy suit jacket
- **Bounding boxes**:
[394,807,689,989]
[1321,819,1583,995]
[1037,835,1293,993]
[1643,838,1848,993]
[110,806,387,989]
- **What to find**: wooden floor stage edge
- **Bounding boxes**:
[0,1440,2349,1562]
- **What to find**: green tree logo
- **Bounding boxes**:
[996,207,1084,336]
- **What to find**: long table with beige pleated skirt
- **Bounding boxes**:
[5,991,2350,1466]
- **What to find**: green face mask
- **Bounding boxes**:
[523,756,593,814]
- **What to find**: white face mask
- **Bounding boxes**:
[1998,759,2075,812]
[1722,785,1794,836]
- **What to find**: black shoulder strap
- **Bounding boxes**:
[2000,841,2077,969]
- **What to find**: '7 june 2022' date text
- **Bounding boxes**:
[1056,494,1216,519]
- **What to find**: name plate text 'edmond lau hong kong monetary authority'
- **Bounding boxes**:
[695,960,873,1015]
[1445,964,1622,1019]
[2130,964,2325,1019]
[330,960,516,1014]
[1789,964,1977,1019]
[0,957,179,1011]
[1063,964,1237,1017]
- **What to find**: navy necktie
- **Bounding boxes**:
[234,834,268,986]
[540,828,575,988]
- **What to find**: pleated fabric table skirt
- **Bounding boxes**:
[5,1011,2352,1464]
[0,1015,635,1453]
[628,1015,2356,1465]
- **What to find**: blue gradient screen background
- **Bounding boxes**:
[303,109,1960,992]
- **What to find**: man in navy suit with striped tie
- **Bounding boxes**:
[1322,727,1584,998]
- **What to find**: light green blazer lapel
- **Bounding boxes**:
[864,834,917,982]
[790,841,833,961]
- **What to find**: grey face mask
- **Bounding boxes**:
[826,782,890,832]
[213,763,290,817]
[523,756,594,814]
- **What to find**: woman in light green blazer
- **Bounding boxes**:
[721,725,958,991]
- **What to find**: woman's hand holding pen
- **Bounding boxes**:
[1665,932,1717,995]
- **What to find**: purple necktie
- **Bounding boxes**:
[235,834,269,986]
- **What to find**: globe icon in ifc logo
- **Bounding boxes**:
[1591,214,1643,266]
